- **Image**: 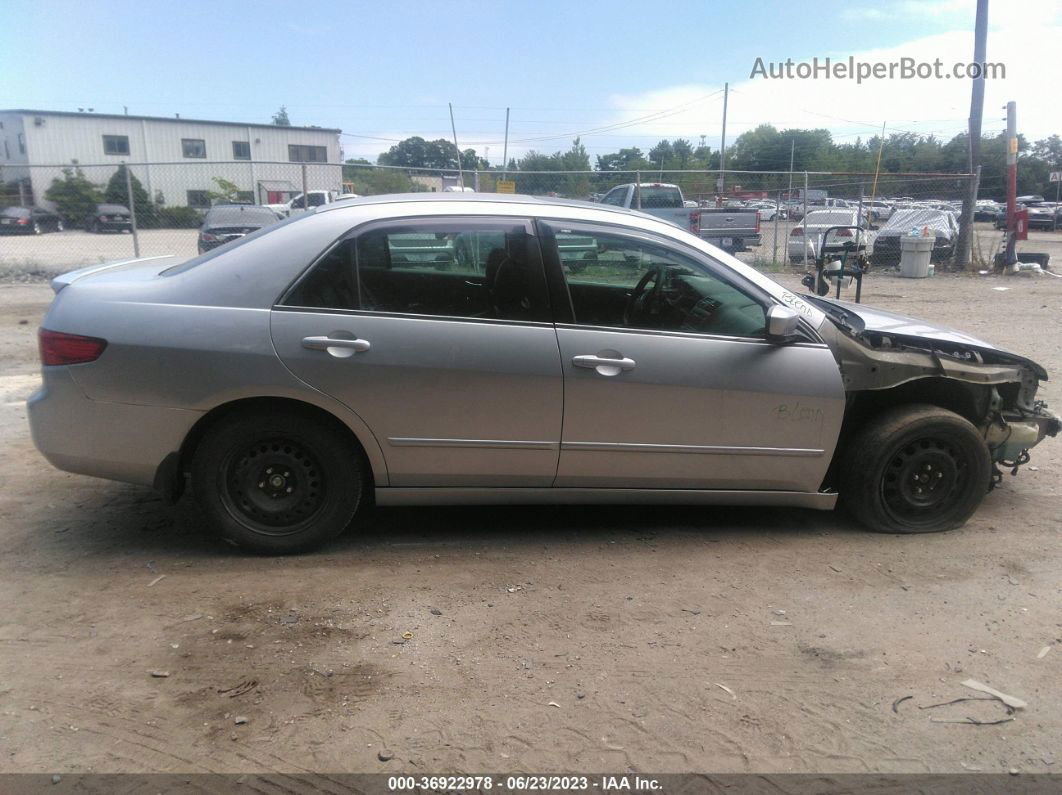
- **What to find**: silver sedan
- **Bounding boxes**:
[28,194,1059,553]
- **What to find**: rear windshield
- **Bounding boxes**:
[882,209,953,233]
[635,186,683,208]
[97,204,129,213]
[805,210,856,225]
[163,212,303,276]
[205,206,279,226]
[1,207,29,217]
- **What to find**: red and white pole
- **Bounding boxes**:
[1004,100,1017,265]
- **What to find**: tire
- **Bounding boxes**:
[192,410,366,553]
[839,404,991,534]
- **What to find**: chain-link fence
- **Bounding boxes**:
[3,160,1056,278]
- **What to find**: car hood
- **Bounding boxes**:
[808,296,1048,380]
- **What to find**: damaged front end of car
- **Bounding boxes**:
[811,297,1060,487]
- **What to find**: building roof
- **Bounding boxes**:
[0,109,340,134]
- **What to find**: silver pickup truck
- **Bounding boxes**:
[597,182,761,253]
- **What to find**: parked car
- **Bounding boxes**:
[974,200,1002,222]
[1024,202,1058,230]
[28,194,1058,553]
[266,190,350,218]
[873,208,959,266]
[0,206,64,234]
[84,203,132,233]
[863,201,894,222]
[197,204,282,253]
[788,208,875,263]
[748,201,785,221]
[599,182,761,252]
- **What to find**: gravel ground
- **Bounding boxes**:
[0,270,1059,776]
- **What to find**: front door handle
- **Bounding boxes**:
[572,354,636,376]
[302,335,371,357]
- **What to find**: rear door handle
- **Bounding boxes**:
[302,336,371,356]
[572,354,636,376]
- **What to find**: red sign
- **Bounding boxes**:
[1014,209,1028,241]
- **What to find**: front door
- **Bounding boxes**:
[271,217,563,487]
[541,221,845,492]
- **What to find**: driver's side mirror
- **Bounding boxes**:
[766,305,801,344]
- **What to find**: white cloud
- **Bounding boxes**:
[600,21,1060,152]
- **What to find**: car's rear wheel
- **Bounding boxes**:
[839,404,991,534]
[192,410,366,553]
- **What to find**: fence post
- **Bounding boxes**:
[473,170,480,192]
[801,172,809,268]
[124,162,140,258]
[635,171,641,210]
[301,164,309,211]
[772,190,781,266]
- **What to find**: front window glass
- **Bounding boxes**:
[548,224,765,338]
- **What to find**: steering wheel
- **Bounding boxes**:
[623,266,664,326]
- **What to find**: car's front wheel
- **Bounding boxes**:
[840,404,991,534]
[192,410,367,553]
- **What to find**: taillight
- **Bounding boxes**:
[690,211,700,234]
[38,328,108,365]
[98,215,107,222]
[16,217,29,225]
[790,227,803,236]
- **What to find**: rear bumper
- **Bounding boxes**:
[28,367,202,488]
[701,233,760,250]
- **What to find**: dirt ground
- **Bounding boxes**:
[0,269,1059,776]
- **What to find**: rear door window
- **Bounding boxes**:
[283,219,551,322]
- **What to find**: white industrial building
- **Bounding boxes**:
[0,109,342,209]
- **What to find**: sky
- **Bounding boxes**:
[2,0,1059,165]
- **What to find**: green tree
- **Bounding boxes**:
[104,165,156,226]
[206,176,242,204]
[45,166,102,225]
[378,136,487,171]
[272,106,291,126]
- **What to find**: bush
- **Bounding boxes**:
[155,206,203,229]
[45,166,102,224]
[105,166,156,228]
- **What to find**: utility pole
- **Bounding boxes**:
[449,102,464,189]
[956,0,988,268]
[502,107,510,177]
[1004,100,1017,265]
[718,82,729,201]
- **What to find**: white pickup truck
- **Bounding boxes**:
[597,182,761,253]
[265,190,358,217]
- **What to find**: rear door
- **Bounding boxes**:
[271,216,563,487]
[541,221,845,492]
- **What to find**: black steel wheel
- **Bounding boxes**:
[839,404,991,534]
[220,437,326,535]
[193,409,367,553]
[880,436,967,528]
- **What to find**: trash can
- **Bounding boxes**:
[899,236,933,278]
